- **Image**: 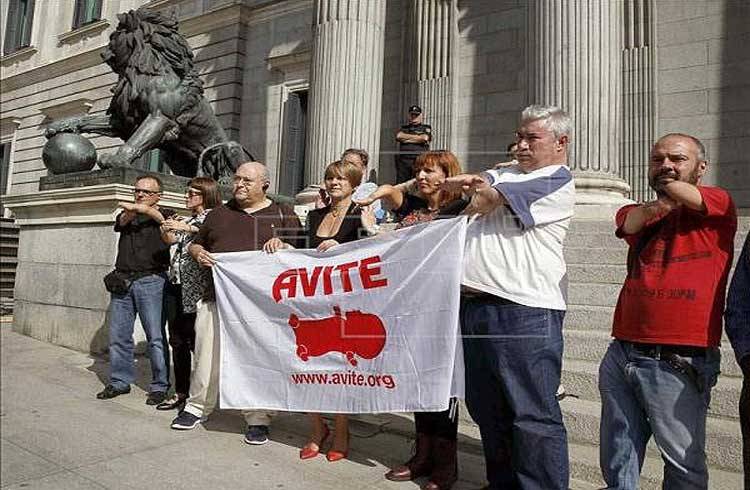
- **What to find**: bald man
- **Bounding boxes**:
[171,162,302,446]
[598,134,737,488]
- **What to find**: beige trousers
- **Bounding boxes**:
[183,300,274,426]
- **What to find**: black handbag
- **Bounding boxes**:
[103,270,132,295]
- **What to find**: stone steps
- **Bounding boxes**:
[564,304,615,331]
[567,263,626,284]
[567,440,743,489]
[559,397,742,473]
[563,327,744,378]
[451,398,743,486]
[561,357,742,421]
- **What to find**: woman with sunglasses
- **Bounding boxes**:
[158,177,222,411]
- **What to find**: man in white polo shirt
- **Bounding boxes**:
[444,105,574,490]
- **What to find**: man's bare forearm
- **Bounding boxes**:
[621,198,676,235]
[661,181,705,212]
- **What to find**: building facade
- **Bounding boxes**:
[1,0,748,210]
[1,1,747,482]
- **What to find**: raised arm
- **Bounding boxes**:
[620,197,679,235]
[354,184,405,211]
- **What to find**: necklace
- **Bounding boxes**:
[330,203,349,218]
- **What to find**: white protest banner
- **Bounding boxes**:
[212,216,466,413]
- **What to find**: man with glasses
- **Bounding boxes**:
[171,161,302,446]
[97,175,175,406]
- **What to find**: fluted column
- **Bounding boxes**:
[305,0,386,184]
[527,0,631,205]
[402,0,457,150]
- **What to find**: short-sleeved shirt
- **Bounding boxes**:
[114,207,175,274]
[394,193,468,229]
[612,186,737,347]
[305,202,364,248]
[462,164,575,310]
[398,123,432,155]
[193,199,303,299]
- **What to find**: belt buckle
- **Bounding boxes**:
[645,344,661,359]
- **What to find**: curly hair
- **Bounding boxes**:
[103,8,203,134]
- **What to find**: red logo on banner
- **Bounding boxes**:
[288,306,386,367]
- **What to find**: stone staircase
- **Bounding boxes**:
[557,216,748,488]
[0,218,19,315]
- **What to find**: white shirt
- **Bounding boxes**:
[462,164,575,310]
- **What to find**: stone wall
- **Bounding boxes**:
[655,0,750,208]
[453,0,527,173]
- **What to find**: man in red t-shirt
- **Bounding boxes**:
[598,133,737,489]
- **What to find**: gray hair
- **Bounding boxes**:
[658,133,706,161]
[521,105,572,139]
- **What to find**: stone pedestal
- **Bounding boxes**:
[3,170,187,354]
[304,0,387,185]
[527,0,632,213]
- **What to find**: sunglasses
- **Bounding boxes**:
[133,188,159,196]
[186,189,203,197]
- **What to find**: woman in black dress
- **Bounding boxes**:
[299,159,374,462]
[356,150,466,490]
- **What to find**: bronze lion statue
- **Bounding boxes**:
[45,8,251,183]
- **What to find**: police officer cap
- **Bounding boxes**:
[408,105,422,114]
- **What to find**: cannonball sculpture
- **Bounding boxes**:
[42,133,98,174]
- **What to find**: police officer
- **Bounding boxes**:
[395,105,432,184]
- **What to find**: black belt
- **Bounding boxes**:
[623,341,707,358]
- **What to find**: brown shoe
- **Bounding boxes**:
[424,437,458,490]
[385,432,433,481]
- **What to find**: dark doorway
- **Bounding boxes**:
[278,90,308,197]
[0,143,10,215]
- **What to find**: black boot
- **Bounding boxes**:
[424,437,458,490]
[385,432,433,481]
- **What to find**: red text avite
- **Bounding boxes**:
[272,255,388,302]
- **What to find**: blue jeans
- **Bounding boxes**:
[461,295,569,490]
[108,273,170,392]
[598,340,721,489]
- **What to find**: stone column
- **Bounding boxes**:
[402,0,458,151]
[527,0,631,207]
[304,0,386,187]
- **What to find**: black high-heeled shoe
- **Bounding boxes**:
[156,394,187,411]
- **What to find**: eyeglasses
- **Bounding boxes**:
[133,188,159,196]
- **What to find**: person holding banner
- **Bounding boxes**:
[357,150,466,490]
[298,159,369,462]
[444,105,574,490]
[170,161,302,446]
[158,177,221,411]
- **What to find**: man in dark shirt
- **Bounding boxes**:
[171,161,301,447]
[395,105,432,184]
[97,175,174,405]
[726,231,750,486]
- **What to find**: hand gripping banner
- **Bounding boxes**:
[212,217,467,413]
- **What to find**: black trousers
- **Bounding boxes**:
[164,283,196,396]
[414,402,458,440]
[395,155,417,185]
[741,372,750,489]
